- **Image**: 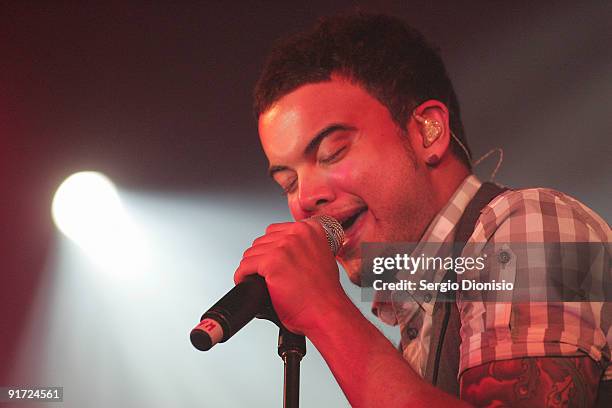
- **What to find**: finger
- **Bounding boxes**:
[234,255,264,284]
[298,218,328,243]
[265,222,294,234]
[251,230,292,247]
[234,253,289,284]
[241,241,281,259]
[301,217,328,237]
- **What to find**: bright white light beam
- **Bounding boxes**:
[51,171,147,278]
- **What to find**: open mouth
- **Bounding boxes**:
[340,207,367,232]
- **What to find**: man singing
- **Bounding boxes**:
[234,13,610,407]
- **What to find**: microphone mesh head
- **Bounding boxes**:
[312,215,345,255]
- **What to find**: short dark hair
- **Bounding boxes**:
[254,12,471,168]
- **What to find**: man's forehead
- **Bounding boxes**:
[258,80,376,137]
[258,102,304,162]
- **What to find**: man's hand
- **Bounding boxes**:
[233,219,348,334]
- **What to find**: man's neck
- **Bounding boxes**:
[429,156,471,211]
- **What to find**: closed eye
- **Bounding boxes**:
[280,179,297,196]
[318,146,347,164]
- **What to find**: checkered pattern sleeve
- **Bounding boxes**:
[457,187,612,380]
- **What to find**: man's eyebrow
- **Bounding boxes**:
[268,123,356,178]
[304,123,356,155]
[268,164,288,178]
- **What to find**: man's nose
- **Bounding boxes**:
[297,172,335,215]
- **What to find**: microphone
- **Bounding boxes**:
[190,215,344,351]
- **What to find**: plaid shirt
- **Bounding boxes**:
[372,175,612,381]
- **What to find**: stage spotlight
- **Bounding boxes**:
[51,171,147,276]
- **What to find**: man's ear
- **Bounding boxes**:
[407,100,451,166]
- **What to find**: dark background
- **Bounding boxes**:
[1,0,610,384]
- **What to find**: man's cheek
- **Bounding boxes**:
[328,160,363,187]
[288,200,304,221]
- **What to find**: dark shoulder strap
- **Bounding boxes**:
[453,182,509,257]
[427,181,509,395]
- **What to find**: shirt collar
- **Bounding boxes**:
[372,174,482,324]
[418,174,482,244]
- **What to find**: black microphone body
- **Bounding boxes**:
[190,275,268,351]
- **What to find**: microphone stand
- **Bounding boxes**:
[278,328,306,408]
[258,297,306,408]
